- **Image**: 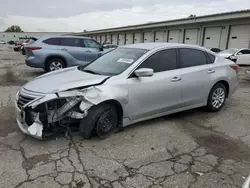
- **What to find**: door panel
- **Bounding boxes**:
[83,39,102,62]
[178,48,213,106]
[180,65,214,106]
[236,54,250,65]
[126,49,182,120]
[127,70,182,120]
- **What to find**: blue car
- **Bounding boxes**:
[24,36,108,72]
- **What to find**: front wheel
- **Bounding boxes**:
[206,83,227,112]
[79,104,118,139]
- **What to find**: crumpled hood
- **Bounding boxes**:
[23,67,109,93]
[218,52,233,58]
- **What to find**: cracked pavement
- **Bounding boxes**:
[0,44,250,188]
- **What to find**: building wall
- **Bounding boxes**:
[80,18,250,50]
[0,32,69,42]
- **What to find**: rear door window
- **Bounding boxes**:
[43,38,61,45]
[179,48,208,68]
[60,38,84,47]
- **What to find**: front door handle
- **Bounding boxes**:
[171,77,181,82]
[208,69,215,74]
[61,48,67,51]
[86,50,91,53]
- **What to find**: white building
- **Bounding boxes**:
[0,32,69,42]
[71,9,250,50]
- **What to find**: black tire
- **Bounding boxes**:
[206,83,227,112]
[79,104,118,139]
[46,58,66,72]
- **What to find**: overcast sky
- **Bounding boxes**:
[0,0,250,32]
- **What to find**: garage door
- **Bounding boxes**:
[118,34,125,45]
[101,35,106,43]
[134,33,143,43]
[203,27,222,48]
[168,30,180,43]
[228,25,250,49]
[106,34,112,43]
[155,31,166,42]
[112,34,118,45]
[92,35,96,40]
[184,29,199,45]
[96,35,101,43]
[125,33,133,44]
[143,32,154,42]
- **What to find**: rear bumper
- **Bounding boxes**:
[25,58,45,69]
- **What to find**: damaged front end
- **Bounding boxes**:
[15,87,100,139]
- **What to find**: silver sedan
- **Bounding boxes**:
[15,43,239,139]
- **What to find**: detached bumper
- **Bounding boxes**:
[15,101,43,140]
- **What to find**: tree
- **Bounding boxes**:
[5,25,23,32]
[188,14,196,18]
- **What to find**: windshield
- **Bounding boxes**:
[221,48,239,54]
[80,48,148,75]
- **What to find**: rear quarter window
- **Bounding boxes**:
[207,53,216,63]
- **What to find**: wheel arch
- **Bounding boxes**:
[44,55,68,67]
[97,99,124,125]
[211,80,230,98]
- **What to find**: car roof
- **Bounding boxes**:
[37,35,91,41]
[122,43,204,50]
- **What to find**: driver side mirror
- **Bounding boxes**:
[134,68,154,77]
[99,45,104,51]
[237,52,243,55]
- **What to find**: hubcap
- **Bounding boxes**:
[50,61,63,71]
[96,109,114,136]
[212,88,225,109]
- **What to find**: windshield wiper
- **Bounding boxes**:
[83,69,101,75]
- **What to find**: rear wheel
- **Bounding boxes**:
[46,58,66,72]
[79,104,118,139]
[206,83,227,112]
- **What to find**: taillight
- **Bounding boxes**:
[26,46,42,51]
[230,64,239,72]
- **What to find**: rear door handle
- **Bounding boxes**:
[171,77,181,82]
[86,50,91,53]
[61,48,67,51]
[208,69,215,74]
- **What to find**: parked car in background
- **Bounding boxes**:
[242,174,250,188]
[21,38,38,55]
[219,48,250,65]
[14,39,30,52]
[15,43,239,139]
[24,36,111,72]
[209,47,221,53]
[103,43,118,49]
[0,40,6,44]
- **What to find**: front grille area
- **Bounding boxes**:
[17,88,44,109]
[17,94,35,109]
